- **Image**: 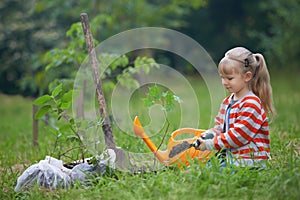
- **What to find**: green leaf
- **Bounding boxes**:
[35,105,51,119]
[33,95,53,106]
[60,102,71,109]
[127,67,136,74]
[55,99,62,108]
[164,103,175,112]
[143,98,154,107]
[45,63,54,71]
[61,90,73,103]
[148,85,160,102]
[134,57,142,68]
[142,64,150,74]
[117,73,139,89]
[59,124,71,133]
[164,92,175,112]
[69,118,75,125]
[52,83,63,97]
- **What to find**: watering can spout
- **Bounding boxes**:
[133,116,169,162]
[133,116,146,137]
[133,116,158,153]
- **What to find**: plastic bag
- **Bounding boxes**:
[70,149,116,184]
[15,149,117,191]
[14,163,40,192]
[37,159,72,189]
[14,156,72,192]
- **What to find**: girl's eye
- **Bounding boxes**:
[228,77,233,80]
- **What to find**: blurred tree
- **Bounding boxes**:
[0,0,76,96]
[1,0,299,96]
[183,0,300,69]
[182,0,270,62]
[0,0,206,96]
[257,0,300,69]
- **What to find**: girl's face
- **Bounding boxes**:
[218,62,252,100]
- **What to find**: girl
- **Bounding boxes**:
[196,47,275,168]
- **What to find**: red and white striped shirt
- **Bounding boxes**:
[209,91,270,166]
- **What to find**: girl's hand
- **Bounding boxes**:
[194,130,216,151]
[194,137,215,151]
[194,138,207,151]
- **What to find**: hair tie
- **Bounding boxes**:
[244,58,249,67]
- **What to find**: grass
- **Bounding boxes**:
[1,70,300,200]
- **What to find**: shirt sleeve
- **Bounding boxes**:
[214,98,263,149]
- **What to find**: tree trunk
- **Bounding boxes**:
[80,13,116,149]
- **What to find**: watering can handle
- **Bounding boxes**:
[171,128,206,140]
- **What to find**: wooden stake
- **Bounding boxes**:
[32,104,39,146]
[80,13,116,149]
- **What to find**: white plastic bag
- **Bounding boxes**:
[36,159,71,189]
[70,149,116,183]
[14,156,72,192]
[14,163,40,192]
[15,149,117,191]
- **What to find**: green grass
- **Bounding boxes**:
[1,71,300,200]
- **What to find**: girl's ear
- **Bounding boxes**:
[244,71,252,82]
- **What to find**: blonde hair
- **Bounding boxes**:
[218,47,276,115]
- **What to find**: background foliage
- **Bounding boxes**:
[1,0,299,96]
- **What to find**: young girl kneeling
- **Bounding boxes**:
[196,47,275,168]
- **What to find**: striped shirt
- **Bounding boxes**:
[209,91,270,167]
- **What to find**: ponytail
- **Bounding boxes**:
[251,54,276,116]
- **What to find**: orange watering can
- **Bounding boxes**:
[133,116,214,167]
